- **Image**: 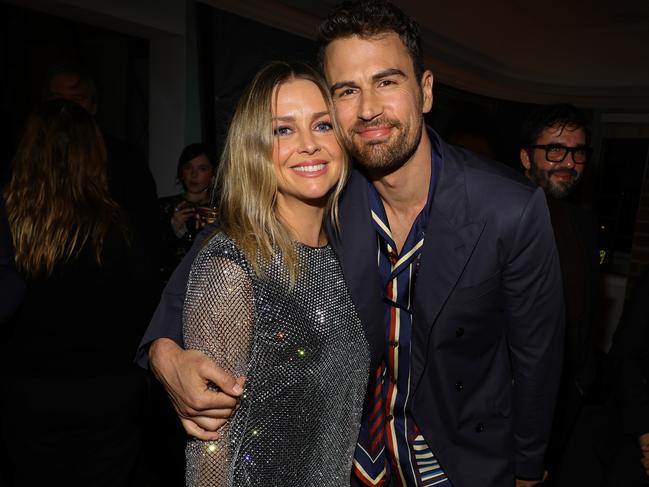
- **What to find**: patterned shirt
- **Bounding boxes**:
[353,143,451,486]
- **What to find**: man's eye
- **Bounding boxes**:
[378,79,396,87]
[337,88,355,98]
[547,146,563,154]
[273,127,291,136]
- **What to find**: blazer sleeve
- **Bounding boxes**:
[502,187,565,479]
[135,224,217,368]
[0,197,25,323]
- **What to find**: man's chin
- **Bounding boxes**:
[546,181,575,199]
[352,146,401,172]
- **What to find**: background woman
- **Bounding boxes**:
[1,99,156,486]
[182,61,371,486]
[158,144,216,280]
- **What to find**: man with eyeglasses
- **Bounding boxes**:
[519,104,601,485]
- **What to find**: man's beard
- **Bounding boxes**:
[345,116,422,174]
[529,161,581,199]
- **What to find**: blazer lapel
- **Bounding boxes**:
[410,134,486,391]
[329,169,386,371]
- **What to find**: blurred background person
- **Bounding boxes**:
[519,103,601,485]
[45,64,158,219]
[0,99,157,486]
[44,64,162,289]
[158,143,216,281]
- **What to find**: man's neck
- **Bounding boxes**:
[369,129,432,252]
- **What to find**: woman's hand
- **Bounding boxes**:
[171,201,196,237]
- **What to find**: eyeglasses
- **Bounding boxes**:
[530,144,591,164]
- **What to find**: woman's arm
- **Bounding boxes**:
[183,247,255,487]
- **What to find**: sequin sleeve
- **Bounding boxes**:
[182,238,255,487]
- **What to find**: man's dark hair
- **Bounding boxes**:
[520,103,590,148]
[42,63,98,105]
[316,0,425,81]
[176,143,213,181]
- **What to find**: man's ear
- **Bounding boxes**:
[421,70,433,114]
[520,148,532,170]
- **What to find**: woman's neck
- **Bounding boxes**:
[184,190,210,205]
[276,197,327,247]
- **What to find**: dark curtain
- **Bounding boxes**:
[196,4,316,159]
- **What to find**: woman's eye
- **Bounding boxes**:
[314,121,333,132]
[273,126,292,136]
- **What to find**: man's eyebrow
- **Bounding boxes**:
[329,68,407,93]
[371,68,406,81]
[330,80,358,93]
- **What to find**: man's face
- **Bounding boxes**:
[48,73,96,114]
[323,33,433,173]
[520,124,587,199]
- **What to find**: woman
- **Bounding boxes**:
[159,144,217,279]
[183,61,371,486]
[1,99,156,485]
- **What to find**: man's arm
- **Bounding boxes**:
[502,188,565,481]
[136,225,242,439]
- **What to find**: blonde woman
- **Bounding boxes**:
[2,99,155,485]
[182,61,373,486]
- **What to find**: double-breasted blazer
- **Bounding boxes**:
[332,130,565,486]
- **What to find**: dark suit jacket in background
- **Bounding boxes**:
[544,199,601,475]
[137,130,565,487]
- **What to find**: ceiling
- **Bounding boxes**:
[210,0,649,111]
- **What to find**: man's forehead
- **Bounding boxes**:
[541,124,586,140]
[323,33,413,80]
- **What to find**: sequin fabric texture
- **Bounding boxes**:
[183,233,370,487]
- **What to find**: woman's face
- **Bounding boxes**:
[271,78,343,211]
[181,154,214,195]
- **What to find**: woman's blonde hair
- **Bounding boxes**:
[216,61,349,282]
[4,99,121,277]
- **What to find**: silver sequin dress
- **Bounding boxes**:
[183,233,370,487]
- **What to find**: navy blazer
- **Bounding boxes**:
[138,129,564,486]
[333,130,564,486]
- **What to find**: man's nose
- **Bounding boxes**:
[358,90,382,121]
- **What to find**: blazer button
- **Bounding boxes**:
[475,422,485,433]
[456,327,465,338]
[387,414,394,421]
[455,381,463,391]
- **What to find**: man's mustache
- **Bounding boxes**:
[351,118,402,134]
[548,167,578,178]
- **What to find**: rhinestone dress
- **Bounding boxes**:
[183,233,370,487]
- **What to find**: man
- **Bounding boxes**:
[138,2,564,485]
[518,104,600,484]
